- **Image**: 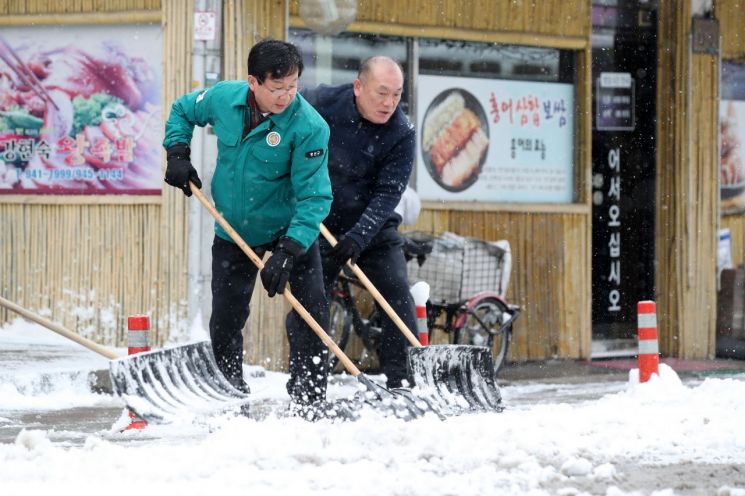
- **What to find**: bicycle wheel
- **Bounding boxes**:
[327,296,352,372]
[455,296,512,376]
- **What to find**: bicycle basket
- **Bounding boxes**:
[404,231,512,302]
[405,232,463,303]
[461,237,510,298]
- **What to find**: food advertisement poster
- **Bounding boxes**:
[0,25,162,195]
[721,100,745,214]
[416,74,575,203]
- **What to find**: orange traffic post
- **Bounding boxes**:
[123,315,150,431]
[410,281,430,346]
[415,303,429,346]
[637,301,659,383]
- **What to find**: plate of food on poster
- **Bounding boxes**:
[420,88,490,192]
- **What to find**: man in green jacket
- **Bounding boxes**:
[162,40,333,410]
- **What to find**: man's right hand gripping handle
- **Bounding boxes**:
[165,143,202,197]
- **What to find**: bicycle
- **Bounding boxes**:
[327,231,520,379]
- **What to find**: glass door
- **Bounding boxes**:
[591,0,657,357]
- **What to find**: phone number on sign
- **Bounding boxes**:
[16,168,124,181]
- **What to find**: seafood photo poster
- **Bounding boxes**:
[416,74,575,203]
[0,24,162,195]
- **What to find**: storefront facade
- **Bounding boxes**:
[0,0,736,370]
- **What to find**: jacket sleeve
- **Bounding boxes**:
[345,126,416,250]
[286,122,333,250]
[162,87,216,149]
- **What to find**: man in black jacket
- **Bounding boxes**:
[301,56,416,388]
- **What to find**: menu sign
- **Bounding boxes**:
[416,74,575,203]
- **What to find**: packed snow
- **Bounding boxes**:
[1,317,745,496]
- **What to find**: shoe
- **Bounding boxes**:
[227,376,250,395]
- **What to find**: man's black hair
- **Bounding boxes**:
[247,39,304,84]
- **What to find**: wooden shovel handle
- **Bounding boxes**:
[0,295,119,360]
[319,224,422,348]
[190,183,363,377]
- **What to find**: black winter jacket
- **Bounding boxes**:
[302,84,415,250]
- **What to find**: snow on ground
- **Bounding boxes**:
[0,318,119,411]
[2,317,745,496]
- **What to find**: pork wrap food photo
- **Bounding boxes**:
[420,89,489,192]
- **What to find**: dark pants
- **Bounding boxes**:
[209,235,329,403]
[319,227,414,388]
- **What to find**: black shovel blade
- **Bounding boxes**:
[109,341,250,423]
[407,345,503,414]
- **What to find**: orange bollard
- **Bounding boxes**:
[409,282,430,346]
[123,315,150,431]
[637,301,659,383]
[415,303,429,346]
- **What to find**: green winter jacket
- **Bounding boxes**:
[163,80,332,250]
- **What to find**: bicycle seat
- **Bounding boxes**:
[401,232,434,266]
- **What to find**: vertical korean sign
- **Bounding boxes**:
[596,147,622,314]
[0,25,162,195]
[416,74,575,202]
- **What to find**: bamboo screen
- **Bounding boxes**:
[717,0,745,61]
[158,0,194,345]
[290,0,590,40]
[656,0,719,359]
[0,0,160,15]
[412,209,591,360]
[0,1,195,348]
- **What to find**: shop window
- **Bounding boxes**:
[289,29,409,114]
[418,39,569,83]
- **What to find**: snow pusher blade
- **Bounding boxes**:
[109,341,250,423]
[192,184,435,421]
[407,345,502,413]
[318,225,503,414]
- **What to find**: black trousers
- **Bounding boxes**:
[209,235,329,403]
[319,226,414,388]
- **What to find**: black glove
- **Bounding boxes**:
[165,144,202,197]
[331,235,361,266]
[260,237,304,297]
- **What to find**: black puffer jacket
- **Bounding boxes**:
[302,84,415,250]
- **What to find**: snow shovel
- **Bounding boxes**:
[191,184,434,420]
[319,224,503,413]
[0,295,250,423]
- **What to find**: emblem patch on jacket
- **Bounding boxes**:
[305,149,324,158]
[266,131,281,147]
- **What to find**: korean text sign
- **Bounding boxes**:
[416,74,575,203]
[0,25,162,195]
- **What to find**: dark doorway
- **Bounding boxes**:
[591,0,657,356]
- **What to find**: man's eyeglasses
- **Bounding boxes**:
[263,84,300,96]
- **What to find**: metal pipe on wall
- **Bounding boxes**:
[188,0,223,330]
